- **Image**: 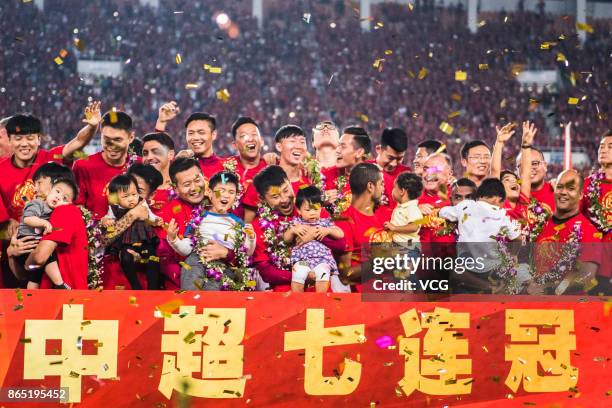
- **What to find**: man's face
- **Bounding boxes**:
[233,123,262,161]
[451,185,475,205]
[336,133,362,169]
[312,123,339,150]
[263,180,294,215]
[413,147,430,176]
[209,181,237,214]
[501,173,520,201]
[520,150,547,186]
[371,174,384,205]
[10,133,41,163]
[101,126,133,162]
[461,145,491,178]
[554,172,583,213]
[376,145,406,173]
[598,136,612,166]
[422,156,452,192]
[276,134,307,167]
[186,120,216,157]
[174,166,206,205]
[34,176,53,199]
[131,174,152,200]
[142,140,174,173]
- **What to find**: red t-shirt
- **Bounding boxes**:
[40,205,88,289]
[417,190,454,243]
[535,213,603,276]
[531,182,555,214]
[156,198,195,240]
[224,156,268,190]
[149,187,172,216]
[336,205,392,266]
[366,160,411,209]
[198,154,225,181]
[72,152,130,220]
[0,146,65,223]
[503,192,529,222]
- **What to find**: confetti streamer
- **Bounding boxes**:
[417,67,428,80]
[455,70,467,81]
[216,88,230,102]
[576,22,594,33]
[439,122,454,135]
[175,53,182,64]
[54,57,63,65]
[567,97,579,105]
[478,63,489,70]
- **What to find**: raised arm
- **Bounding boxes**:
[154,101,179,132]
[62,101,102,159]
[491,123,516,179]
[519,121,537,198]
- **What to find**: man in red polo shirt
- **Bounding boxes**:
[582,131,612,293]
[243,125,311,222]
[25,179,88,289]
[0,104,101,235]
[369,127,410,208]
[531,170,602,295]
[73,110,136,220]
[336,163,392,290]
[157,157,209,289]
[516,147,556,214]
[322,126,371,217]
[184,112,224,179]
[418,153,455,244]
[142,132,175,214]
[251,165,346,291]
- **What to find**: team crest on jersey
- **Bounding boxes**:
[603,190,612,224]
[11,179,35,211]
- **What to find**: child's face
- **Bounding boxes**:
[132,174,152,200]
[209,182,237,214]
[116,183,140,209]
[501,174,519,201]
[298,201,322,223]
[46,182,74,209]
[34,176,53,199]
[391,181,405,203]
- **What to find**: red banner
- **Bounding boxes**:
[0,291,610,407]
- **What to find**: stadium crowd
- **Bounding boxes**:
[0,0,610,295]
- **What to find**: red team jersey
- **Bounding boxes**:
[417,189,454,243]
[0,145,65,222]
[531,181,555,214]
[72,152,130,220]
[149,187,172,216]
[336,205,392,266]
[503,192,530,222]
[366,160,411,208]
[197,154,225,180]
[40,204,89,289]
[535,213,603,277]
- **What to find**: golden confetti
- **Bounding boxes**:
[209,66,222,74]
[359,113,369,123]
[439,122,454,135]
[567,97,579,105]
[179,262,191,270]
[175,53,182,64]
[155,299,184,318]
[455,70,467,81]
[450,93,462,102]
[447,111,460,119]
[372,58,385,71]
[417,67,428,80]
[384,49,393,55]
[54,57,63,65]
[556,52,567,62]
[185,83,199,90]
[576,22,594,33]
[434,143,447,154]
[216,88,230,103]
[129,296,137,305]
[478,63,489,70]
[540,42,552,50]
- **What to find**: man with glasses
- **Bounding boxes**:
[312,121,339,168]
[516,147,555,213]
[460,140,491,187]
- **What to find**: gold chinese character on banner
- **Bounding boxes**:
[505,309,578,393]
[159,306,247,399]
[284,309,365,395]
[23,304,118,403]
[398,307,472,396]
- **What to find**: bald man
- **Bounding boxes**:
[531,170,603,295]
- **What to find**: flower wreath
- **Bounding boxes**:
[185,205,256,290]
[78,206,104,289]
[493,227,521,294]
[533,221,583,285]
[303,154,324,191]
[256,203,292,269]
[585,170,611,234]
[525,198,551,242]
[325,174,350,218]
